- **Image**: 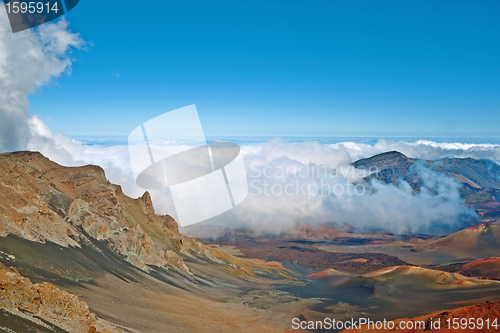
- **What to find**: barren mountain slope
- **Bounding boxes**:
[425,223,500,258]
[0,263,121,333]
[0,151,217,273]
[0,151,304,332]
[343,301,500,332]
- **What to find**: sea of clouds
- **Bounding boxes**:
[1,14,498,235]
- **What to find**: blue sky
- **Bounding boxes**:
[29,1,500,138]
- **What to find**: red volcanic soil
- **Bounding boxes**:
[462,257,500,270]
[265,261,285,268]
[211,236,409,274]
[361,265,411,278]
[306,269,350,279]
[340,258,369,264]
[452,280,467,285]
[460,257,500,280]
[358,265,498,291]
[472,201,500,222]
[475,201,500,210]
[469,223,489,230]
[344,302,500,332]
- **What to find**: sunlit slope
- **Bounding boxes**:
[425,223,500,258]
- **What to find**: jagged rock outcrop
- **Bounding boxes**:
[0,151,224,274]
[0,263,121,333]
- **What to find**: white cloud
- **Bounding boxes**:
[0,11,82,153]
[199,139,480,234]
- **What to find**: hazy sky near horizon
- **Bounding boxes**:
[22,1,500,138]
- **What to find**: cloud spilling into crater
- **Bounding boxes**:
[77,139,490,235]
[190,139,479,235]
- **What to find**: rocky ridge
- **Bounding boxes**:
[0,151,223,274]
[0,263,120,333]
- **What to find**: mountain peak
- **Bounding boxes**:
[352,151,415,187]
[353,151,411,167]
[380,150,408,157]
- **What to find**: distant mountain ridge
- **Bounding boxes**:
[353,151,418,188]
[354,151,500,191]
[353,151,500,221]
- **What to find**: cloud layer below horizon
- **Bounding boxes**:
[0,13,498,235]
[28,137,495,235]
